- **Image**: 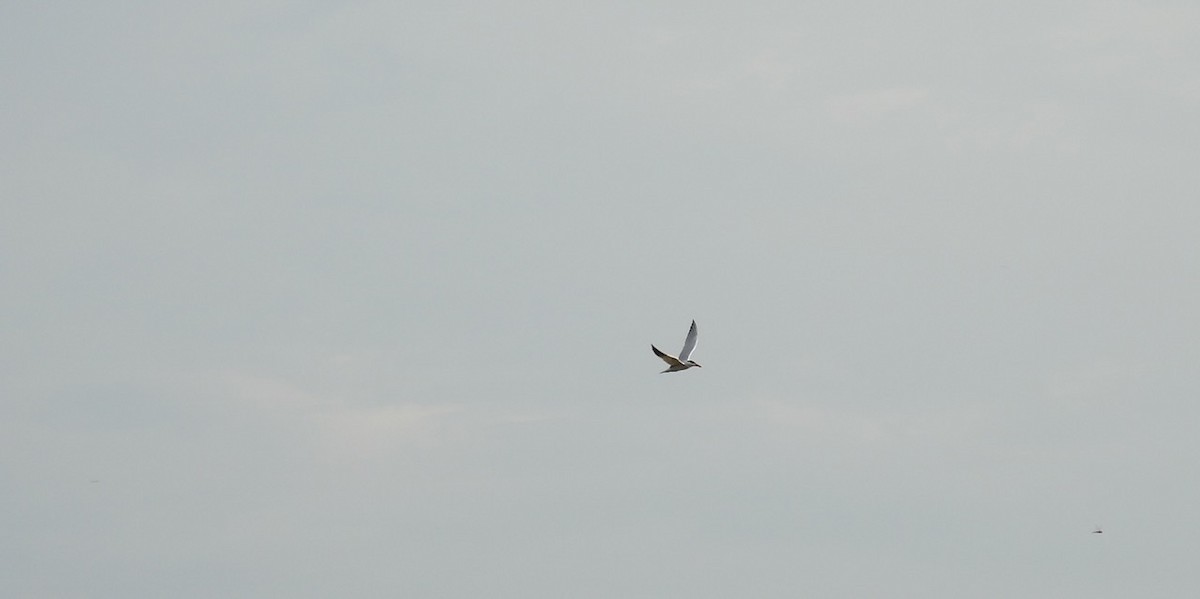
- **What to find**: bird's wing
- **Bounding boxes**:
[677,320,699,361]
[652,345,683,367]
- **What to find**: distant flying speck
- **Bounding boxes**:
[652,320,702,373]
[1092,526,1103,534]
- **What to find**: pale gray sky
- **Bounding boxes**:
[4,2,1200,597]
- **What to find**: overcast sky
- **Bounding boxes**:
[4,1,1200,597]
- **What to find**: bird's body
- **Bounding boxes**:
[651,320,701,373]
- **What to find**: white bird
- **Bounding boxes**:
[651,320,702,373]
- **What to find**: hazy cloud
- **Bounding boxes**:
[826,87,930,125]
[4,1,1199,597]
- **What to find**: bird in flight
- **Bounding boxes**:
[651,320,702,373]
[1092,526,1103,534]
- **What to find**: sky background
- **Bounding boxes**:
[3,1,1200,597]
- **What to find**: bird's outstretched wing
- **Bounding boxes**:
[677,320,698,361]
[652,344,683,367]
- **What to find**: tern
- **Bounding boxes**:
[651,320,702,373]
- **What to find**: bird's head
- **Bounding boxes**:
[687,361,702,368]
